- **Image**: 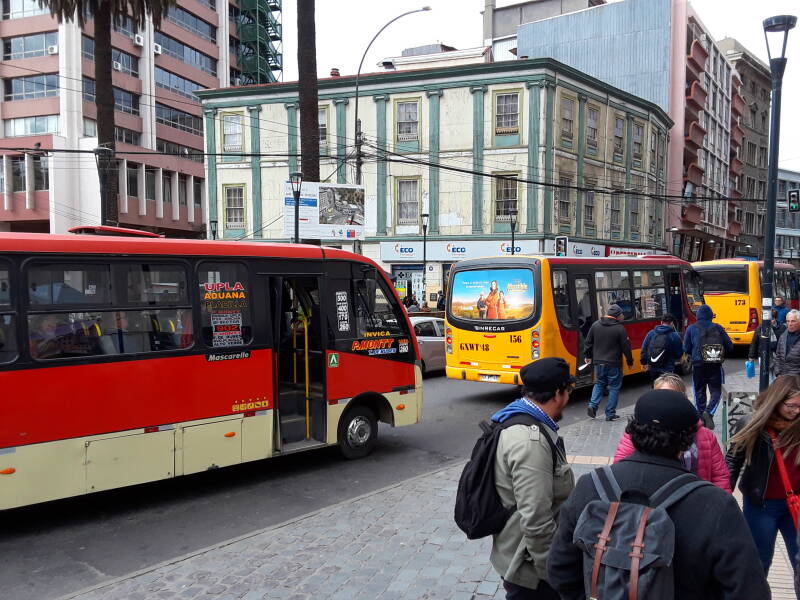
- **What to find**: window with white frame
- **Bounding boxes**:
[318,107,328,149]
[587,106,599,147]
[222,114,243,153]
[494,175,518,222]
[495,93,519,135]
[632,123,643,158]
[397,179,419,225]
[584,179,596,226]
[396,101,419,142]
[561,97,574,141]
[558,177,571,224]
[614,117,625,156]
[225,186,245,228]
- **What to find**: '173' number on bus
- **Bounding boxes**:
[734,299,746,306]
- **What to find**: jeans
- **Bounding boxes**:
[589,364,622,418]
[502,579,560,600]
[692,363,722,414]
[742,497,800,575]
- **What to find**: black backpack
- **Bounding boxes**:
[454,413,559,540]
[647,331,671,369]
[699,325,725,364]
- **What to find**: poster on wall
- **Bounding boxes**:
[450,268,535,321]
[283,182,365,240]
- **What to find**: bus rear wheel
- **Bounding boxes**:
[338,405,378,459]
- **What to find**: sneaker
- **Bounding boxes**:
[606,415,620,422]
[587,406,597,419]
[702,411,715,430]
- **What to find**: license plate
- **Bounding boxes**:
[480,374,500,382]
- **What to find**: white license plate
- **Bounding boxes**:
[480,374,500,382]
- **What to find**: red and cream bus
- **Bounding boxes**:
[0,230,422,510]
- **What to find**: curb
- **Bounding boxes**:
[56,459,468,600]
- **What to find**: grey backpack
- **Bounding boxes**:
[573,466,712,600]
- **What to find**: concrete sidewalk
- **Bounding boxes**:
[61,402,794,600]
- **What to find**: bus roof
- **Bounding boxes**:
[0,232,371,264]
[692,259,795,270]
[451,254,694,269]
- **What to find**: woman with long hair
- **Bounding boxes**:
[485,280,500,319]
[727,374,800,576]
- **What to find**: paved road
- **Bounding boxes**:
[0,368,662,600]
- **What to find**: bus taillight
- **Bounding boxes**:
[747,308,759,331]
[446,327,453,354]
[531,328,540,359]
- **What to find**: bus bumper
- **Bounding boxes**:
[725,329,755,346]
[446,365,520,385]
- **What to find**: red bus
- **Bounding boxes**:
[0,232,422,510]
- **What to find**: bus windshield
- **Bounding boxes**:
[450,268,535,321]
[698,269,749,294]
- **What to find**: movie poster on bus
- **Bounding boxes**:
[450,269,535,321]
[283,182,364,241]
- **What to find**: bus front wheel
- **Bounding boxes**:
[338,405,378,459]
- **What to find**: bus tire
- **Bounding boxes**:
[338,405,378,460]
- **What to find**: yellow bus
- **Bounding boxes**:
[692,259,798,345]
[445,255,703,387]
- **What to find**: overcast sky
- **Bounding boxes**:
[280,0,800,169]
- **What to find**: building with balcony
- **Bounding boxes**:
[718,37,769,260]
[197,58,671,300]
[0,0,282,236]
[777,168,800,266]
[515,0,744,261]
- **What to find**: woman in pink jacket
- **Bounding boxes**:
[613,372,732,492]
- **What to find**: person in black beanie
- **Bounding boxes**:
[548,389,769,599]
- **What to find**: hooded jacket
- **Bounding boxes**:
[683,305,733,365]
[640,324,684,372]
[584,316,633,368]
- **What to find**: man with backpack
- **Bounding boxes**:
[455,357,575,599]
[683,304,732,430]
[548,388,769,600]
[585,304,634,422]
[640,314,684,385]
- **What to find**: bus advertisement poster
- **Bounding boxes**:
[450,268,535,321]
[283,182,365,240]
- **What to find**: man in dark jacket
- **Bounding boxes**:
[640,314,684,384]
[683,304,733,429]
[584,304,633,422]
[775,309,800,377]
[548,389,769,600]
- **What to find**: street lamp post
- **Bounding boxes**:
[760,14,796,391]
[290,171,303,244]
[353,7,431,186]
[509,207,518,256]
[422,212,429,305]
[210,219,218,240]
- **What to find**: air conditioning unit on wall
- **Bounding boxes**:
[153,43,162,55]
[112,61,122,71]
[134,34,144,47]
[47,45,58,55]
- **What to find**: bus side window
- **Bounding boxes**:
[595,270,633,320]
[0,266,17,364]
[352,274,404,336]
[552,270,572,326]
[198,262,252,348]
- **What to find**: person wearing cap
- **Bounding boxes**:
[488,357,576,599]
[584,304,634,422]
[683,304,733,429]
[548,389,769,599]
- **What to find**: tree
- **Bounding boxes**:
[296,0,319,184]
[38,0,174,226]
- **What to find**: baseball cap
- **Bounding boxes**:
[520,357,574,393]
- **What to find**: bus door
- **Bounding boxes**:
[570,273,597,386]
[268,275,327,451]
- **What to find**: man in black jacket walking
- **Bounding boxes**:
[548,389,769,600]
[584,304,633,421]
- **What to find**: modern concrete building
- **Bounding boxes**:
[777,168,800,266]
[516,0,744,261]
[719,37,769,260]
[197,58,671,301]
[0,0,282,236]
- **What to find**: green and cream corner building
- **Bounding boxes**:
[196,58,672,301]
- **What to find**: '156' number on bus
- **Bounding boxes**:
[510,334,522,343]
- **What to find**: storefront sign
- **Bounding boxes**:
[380,240,540,262]
[606,246,664,257]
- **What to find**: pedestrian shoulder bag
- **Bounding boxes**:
[454,414,559,540]
[647,331,671,369]
[767,430,800,526]
[572,466,712,600]
[699,325,725,364]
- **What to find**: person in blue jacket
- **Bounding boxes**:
[774,297,790,325]
[640,314,684,385]
[683,304,733,430]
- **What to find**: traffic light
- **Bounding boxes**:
[555,236,568,256]
[789,189,800,213]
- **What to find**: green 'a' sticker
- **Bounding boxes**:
[328,352,339,368]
